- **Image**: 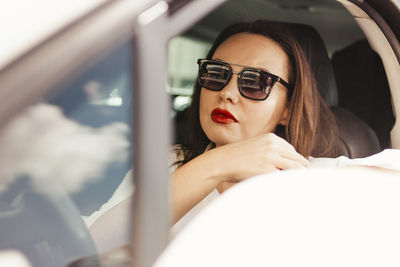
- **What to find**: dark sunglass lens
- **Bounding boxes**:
[199,62,230,91]
[240,71,273,100]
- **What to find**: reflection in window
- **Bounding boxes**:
[47,41,133,215]
[0,39,133,267]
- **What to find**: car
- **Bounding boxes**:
[0,0,399,266]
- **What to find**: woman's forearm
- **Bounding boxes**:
[171,149,228,224]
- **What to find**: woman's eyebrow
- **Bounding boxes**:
[213,58,272,73]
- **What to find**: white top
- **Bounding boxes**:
[87,149,400,252]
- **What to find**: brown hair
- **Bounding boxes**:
[176,20,340,166]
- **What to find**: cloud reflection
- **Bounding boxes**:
[0,103,130,194]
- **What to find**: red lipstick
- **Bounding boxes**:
[211,108,238,124]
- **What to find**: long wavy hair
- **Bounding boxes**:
[175,20,340,166]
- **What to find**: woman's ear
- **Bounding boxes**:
[278,102,290,126]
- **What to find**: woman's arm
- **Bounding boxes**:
[171,149,227,223]
[171,133,309,223]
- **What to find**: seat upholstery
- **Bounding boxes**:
[283,22,381,158]
[331,39,395,149]
[283,23,338,107]
[331,107,381,158]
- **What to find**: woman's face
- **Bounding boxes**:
[199,32,292,146]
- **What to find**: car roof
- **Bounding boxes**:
[0,0,107,68]
[0,0,113,70]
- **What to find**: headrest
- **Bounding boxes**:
[283,23,338,106]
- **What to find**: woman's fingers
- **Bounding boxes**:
[218,133,310,182]
[275,145,310,167]
[274,155,308,170]
[264,132,297,153]
[262,134,309,167]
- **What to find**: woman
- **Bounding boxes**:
[171,20,340,224]
[87,20,342,235]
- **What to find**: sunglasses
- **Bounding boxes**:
[197,59,293,101]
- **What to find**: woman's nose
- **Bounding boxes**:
[218,74,239,104]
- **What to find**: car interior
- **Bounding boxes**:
[170,0,394,158]
[0,0,399,266]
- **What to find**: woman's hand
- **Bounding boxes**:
[210,132,309,183]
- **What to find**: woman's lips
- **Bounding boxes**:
[211,108,238,124]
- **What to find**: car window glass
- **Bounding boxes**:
[0,39,133,267]
[168,36,211,113]
[46,40,133,216]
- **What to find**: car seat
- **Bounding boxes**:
[283,23,381,158]
[331,39,395,149]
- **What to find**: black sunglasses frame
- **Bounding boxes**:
[197,59,293,101]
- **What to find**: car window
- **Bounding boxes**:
[46,41,133,216]
[168,36,211,113]
[0,39,134,267]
